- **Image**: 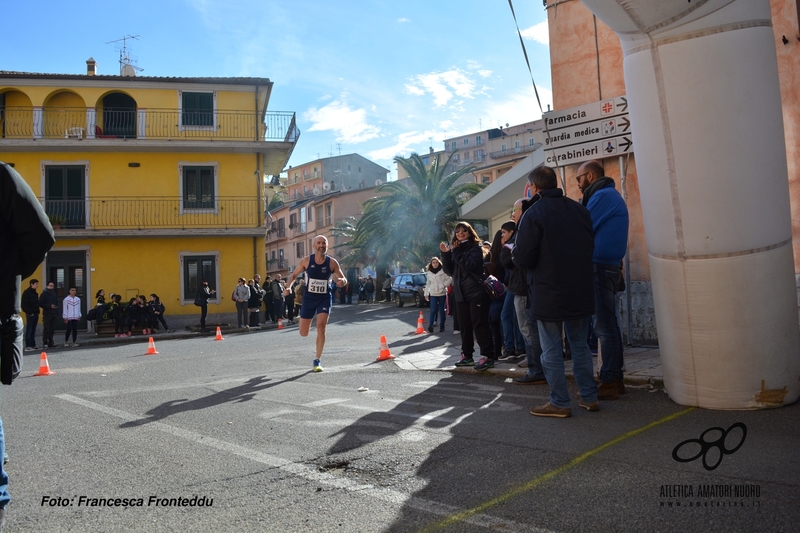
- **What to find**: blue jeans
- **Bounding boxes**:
[537,317,598,408]
[25,313,38,348]
[514,294,544,379]
[501,291,524,351]
[594,263,624,383]
[428,295,446,327]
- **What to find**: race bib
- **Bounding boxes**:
[308,278,328,294]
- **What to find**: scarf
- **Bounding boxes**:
[581,176,615,206]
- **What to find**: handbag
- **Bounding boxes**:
[194,294,204,307]
[471,271,506,301]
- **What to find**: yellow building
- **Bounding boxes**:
[0,62,299,331]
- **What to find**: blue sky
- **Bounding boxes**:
[1,0,552,178]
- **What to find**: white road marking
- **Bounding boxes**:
[55,393,551,533]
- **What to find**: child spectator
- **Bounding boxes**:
[148,294,168,333]
[109,294,124,337]
[62,287,82,347]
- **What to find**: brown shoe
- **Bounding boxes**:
[530,402,572,418]
[617,379,626,395]
[597,381,619,401]
[578,398,599,411]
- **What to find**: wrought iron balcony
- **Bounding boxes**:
[1,106,299,142]
[488,143,542,159]
[43,196,261,230]
[266,227,287,241]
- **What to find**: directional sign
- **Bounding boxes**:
[543,115,631,151]
[544,134,633,167]
[543,95,631,165]
[542,95,628,131]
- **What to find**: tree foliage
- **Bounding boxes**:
[333,151,484,270]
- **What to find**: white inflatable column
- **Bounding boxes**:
[581,0,800,408]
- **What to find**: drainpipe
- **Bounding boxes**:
[582,0,800,408]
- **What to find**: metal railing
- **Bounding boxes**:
[0,106,299,142]
[43,196,261,229]
[488,143,540,159]
[266,227,287,241]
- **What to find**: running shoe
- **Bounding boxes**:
[313,359,323,372]
[454,354,474,367]
[474,357,495,371]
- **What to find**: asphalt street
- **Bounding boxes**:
[3,304,798,532]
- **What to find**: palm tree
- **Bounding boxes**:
[334,151,484,269]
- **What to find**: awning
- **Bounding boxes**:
[459,148,544,220]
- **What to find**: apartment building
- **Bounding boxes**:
[0,60,299,329]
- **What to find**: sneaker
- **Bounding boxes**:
[48,343,59,348]
[313,359,323,372]
[514,374,547,385]
[517,359,528,368]
[428,325,433,333]
[24,347,36,352]
[71,342,80,347]
[498,348,516,361]
[474,357,495,371]
[454,354,474,367]
[530,402,572,418]
[578,398,599,412]
[453,330,460,335]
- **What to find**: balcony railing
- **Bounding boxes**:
[266,228,287,241]
[0,106,299,142]
[43,196,260,229]
[488,143,541,159]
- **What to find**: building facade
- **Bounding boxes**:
[265,154,388,277]
[0,63,299,329]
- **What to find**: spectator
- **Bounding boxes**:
[109,294,124,337]
[292,277,305,320]
[577,159,630,400]
[364,275,375,304]
[501,203,547,385]
[513,165,598,417]
[234,278,250,329]
[196,281,215,333]
[148,294,168,333]
[440,221,496,371]
[21,279,40,351]
[247,279,261,327]
[382,275,392,303]
[1,160,55,530]
[62,287,82,347]
[424,258,451,333]
[38,281,59,348]
[270,275,285,322]
[94,289,106,326]
[486,230,506,362]
[263,276,274,323]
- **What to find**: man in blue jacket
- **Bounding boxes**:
[513,165,598,418]
[577,160,630,401]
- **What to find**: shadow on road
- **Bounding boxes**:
[118,374,306,428]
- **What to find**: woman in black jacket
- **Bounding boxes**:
[440,221,495,370]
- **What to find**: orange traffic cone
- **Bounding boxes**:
[277,318,284,329]
[415,315,425,334]
[214,326,224,341]
[34,352,55,376]
[377,335,395,361]
[419,310,425,323]
[145,337,159,355]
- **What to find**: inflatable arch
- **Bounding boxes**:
[581,0,800,408]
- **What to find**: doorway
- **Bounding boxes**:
[46,250,88,331]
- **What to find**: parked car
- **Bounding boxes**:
[392,273,428,307]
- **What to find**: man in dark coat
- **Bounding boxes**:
[21,279,40,351]
[512,164,598,418]
[0,161,56,528]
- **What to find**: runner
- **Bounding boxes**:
[283,235,348,372]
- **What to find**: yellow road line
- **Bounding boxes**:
[419,406,696,533]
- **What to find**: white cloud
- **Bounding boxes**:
[367,129,442,161]
[405,69,477,107]
[477,69,492,78]
[480,86,553,125]
[397,17,410,23]
[303,99,380,144]
[521,21,549,45]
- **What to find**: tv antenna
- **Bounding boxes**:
[106,35,144,76]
